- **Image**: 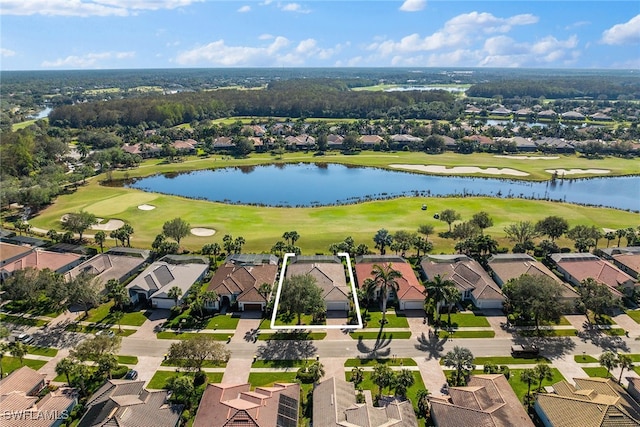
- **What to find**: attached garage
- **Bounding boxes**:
[326,301,349,311]
[152,297,177,309]
[242,303,263,311]
[400,300,424,311]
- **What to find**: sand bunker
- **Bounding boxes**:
[390,164,529,177]
[545,168,611,175]
[494,155,559,160]
[138,204,156,211]
[191,228,216,237]
[91,219,125,231]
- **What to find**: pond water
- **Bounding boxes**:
[126,163,640,211]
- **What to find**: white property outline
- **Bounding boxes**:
[270,252,363,330]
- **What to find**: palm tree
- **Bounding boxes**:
[394,369,415,398]
[443,346,475,387]
[55,357,77,386]
[599,351,619,378]
[372,363,394,397]
[416,389,431,419]
[361,278,379,316]
[618,354,634,383]
[520,368,536,400]
[369,263,403,325]
[533,363,553,392]
[373,229,393,255]
[350,367,364,388]
[111,310,124,333]
[604,231,616,247]
[425,275,456,327]
[258,283,272,301]
[9,342,27,366]
[616,229,626,247]
[94,230,106,253]
[167,286,183,308]
[202,243,221,266]
[443,285,461,328]
[200,291,218,316]
[307,361,325,383]
[108,281,130,311]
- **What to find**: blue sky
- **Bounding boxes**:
[1,1,638,70]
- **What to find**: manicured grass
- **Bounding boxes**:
[65,323,137,337]
[626,310,640,324]
[438,330,495,338]
[252,359,311,368]
[518,328,577,337]
[471,356,550,365]
[361,309,409,329]
[147,370,223,390]
[28,152,640,256]
[508,368,565,403]
[257,332,327,341]
[582,367,611,378]
[602,328,626,336]
[442,312,490,328]
[348,370,425,413]
[161,359,227,368]
[274,313,325,327]
[345,358,417,367]
[574,355,599,363]
[205,314,240,329]
[350,331,412,340]
[84,302,149,326]
[248,371,300,388]
[1,357,47,375]
[117,355,139,365]
[157,331,231,340]
[0,313,48,327]
[26,346,58,357]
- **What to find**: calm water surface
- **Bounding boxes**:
[127,163,640,210]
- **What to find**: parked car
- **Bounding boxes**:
[17,333,34,344]
[96,330,115,338]
[511,344,539,357]
[124,369,138,380]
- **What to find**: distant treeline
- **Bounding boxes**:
[49,79,459,128]
[467,77,640,100]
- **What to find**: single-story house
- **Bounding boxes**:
[126,254,209,309]
[488,253,579,308]
[430,374,533,427]
[535,377,640,427]
[598,246,640,279]
[589,112,613,121]
[172,139,197,153]
[313,376,418,427]
[561,111,585,121]
[0,366,46,397]
[538,109,558,119]
[194,383,299,427]
[420,254,504,310]
[285,255,351,312]
[64,247,149,291]
[359,134,384,148]
[285,134,316,149]
[327,134,344,149]
[549,253,637,297]
[207,262,278,311]
[355,255,425,311]
[212,136,234,150]
[78,380,182,427]
[0,243,84,280]
[490,106,512,116]
[464,105,482,114]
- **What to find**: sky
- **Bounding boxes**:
[0,0,639,71]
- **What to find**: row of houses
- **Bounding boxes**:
[465,105,613,121]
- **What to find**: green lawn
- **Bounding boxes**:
[441,312,490,328]
[574,355,599,363]
[602,328,626,336]
[205,314,240,329]
[518,328,577,337]
[438,330,495,338]
[257,332,327,341]
[350,331,412,340]
[582,367,611,378]
[147,370,223,390]
[471,356,550,365]
[157,331,232,340]
[361,309,409,329]
[26,346,58,357]
[117,355,139,365]
[0,313,49,327]
[65,323,137,337]
[1,357,47,375]
[626,310,640,324]
[348,370,425,413]
[345,358,417,367]
[248,371,300,388]
[161,359,227,368]
[508,368,565,403]
[252,359,311,368]
[27,151,640,256]
[274,313,325,327]
[84,302,149,326]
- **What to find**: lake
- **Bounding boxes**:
[126,163,640,211]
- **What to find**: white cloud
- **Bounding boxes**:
[259,34,274,40]
[280,3,310,13]
[1,48,16,57]
[601,14,640,45]
[237,5,251,13]
[399,0,426,12]
[0,0,203,16]
[565,20,590,30]
[41,51,135,68]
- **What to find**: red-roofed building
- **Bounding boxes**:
[0,244,83,280]
[355,256,425,311]
[207,262,278,311]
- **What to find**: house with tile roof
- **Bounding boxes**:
[64,248,149,291]
[420,254,504,310]
[430,374,534,427]
[77,379,182,427]
[627,377,640,404]
[598,247,640,280]
[488,253,579,308]
[0,242,33,267]
[549,253,637,298]
[126,254,209,309]
[193,382,299,427]
[561,111,585,121]
[0,366,46,397]
[0,243,84,280]
[535,377,640,427]
[207,262,278,311]
[538,109,558,119]
[313,376,418,427]
[285,256,351,312]
[359,134,384,148]
[355,255,425,311]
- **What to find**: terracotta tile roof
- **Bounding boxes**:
[208,263,278,304]
[551,253,636,293]
[431,374,533,427]
[0,366,46,397]
[0,242,33,265]
[355,261,424,302]
[287,262,349,300]
[3,388,78,427]
[64,253,147,287]
[612,254,640,277]
[1,249,82,274]
[193,383,299,427]
[360,135,383,144]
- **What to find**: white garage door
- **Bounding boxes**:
[152,298,176,309]
[327,301,348,311]
[402,300,424,310]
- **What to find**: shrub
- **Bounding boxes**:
[111,365,129,379]
[193,371,207,387]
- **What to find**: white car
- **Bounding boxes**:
[17,333,34,344]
